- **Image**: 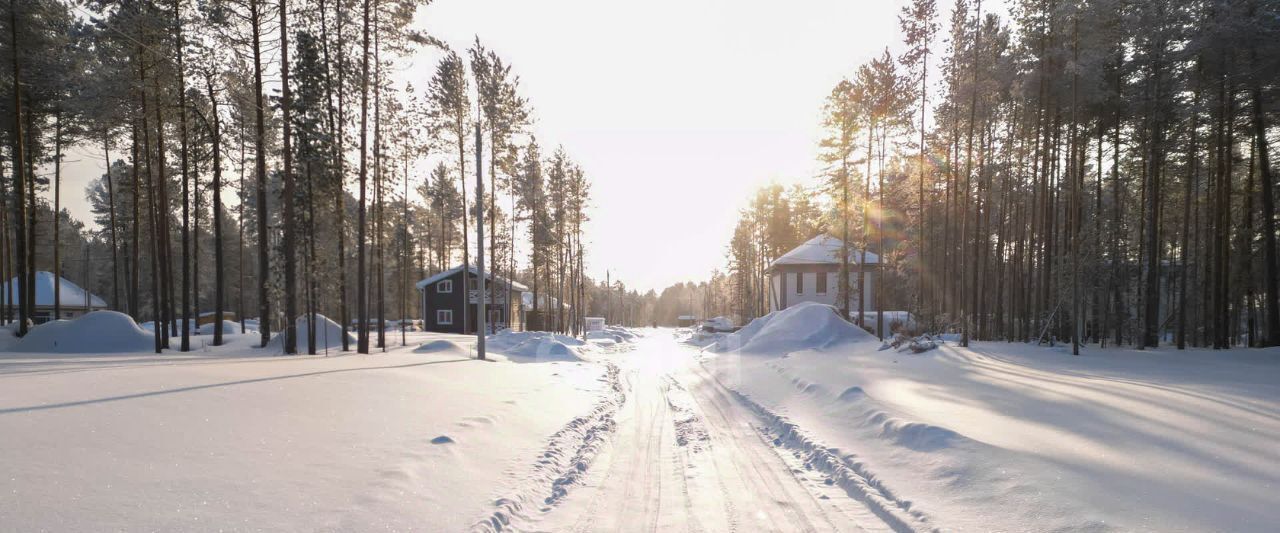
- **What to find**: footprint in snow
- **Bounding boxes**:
[431,435,455,445]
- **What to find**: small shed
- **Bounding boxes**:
[584,317,606,332]
[677,315,697,328]
[1,271,109,323]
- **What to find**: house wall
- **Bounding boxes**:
[769,265,876,316]
[420,270,522,334]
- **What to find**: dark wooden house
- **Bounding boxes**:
[416,266,528,334]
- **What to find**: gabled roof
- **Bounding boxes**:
[2,271,109,308]
[770,234,880,269]
[415,265,530,292]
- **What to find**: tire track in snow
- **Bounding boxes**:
[723,385,939,533]
[473,363,625,532]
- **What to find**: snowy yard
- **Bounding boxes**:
[0,328,609,531]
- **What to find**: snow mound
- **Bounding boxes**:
[14,311,154,353]
[703,316,735,331]
[710,302,874,354]
[586,325,641,345]
[266,314,355,350]
[415,339,465,354]
[197,320,249,335]
[487,331,585,362]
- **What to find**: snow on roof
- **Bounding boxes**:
[415,265,530,292]
[1,271,109,308]
[770,234,880,269]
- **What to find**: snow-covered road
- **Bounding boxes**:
[525,333,891,533]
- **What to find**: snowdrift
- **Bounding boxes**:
[266,314,355,351]
[586,325,641,344]
[709,302,874,354]
[703,316,735,331]
[414,339,466,354]
[487,331,586,362]
[197,320,251,335]
[13,311,154,353]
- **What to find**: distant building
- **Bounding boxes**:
[1,271,109,323]
[769,234,880,317]
[677,315,697,327]
[416,266,528,334]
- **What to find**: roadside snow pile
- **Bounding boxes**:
[586,325,640,344]
[266,313,355,351]
[487,330,586,362]
[415,339,466,354]
[703,316,735,331]
[682,329,724,348]
[709,302,874,354]
[13,311,153,353]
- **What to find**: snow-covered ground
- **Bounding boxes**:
[3,307,1277,531]
[700,302,1280,532]
[0,315,617,531]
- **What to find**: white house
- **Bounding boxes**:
[1,271,110,323]
[768,234,879,316]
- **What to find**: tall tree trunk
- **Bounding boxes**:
[104,133,121,311]
[9,0,28,335]
[281,0,299,354]
[173,0,191,351]
[53,113,62,320]
[320,0,349,351]
[131,124,141,319]
[1178,86,1200,349]
[207,75,225,346]
[250,0,272,348]
[1251,80,1280,346]
[356,0,370,353]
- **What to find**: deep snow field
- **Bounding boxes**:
[699,302,1280,532]
[0,312,629,531]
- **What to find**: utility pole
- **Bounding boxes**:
[475,122,486,360]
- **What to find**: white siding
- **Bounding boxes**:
[770,270,875,316]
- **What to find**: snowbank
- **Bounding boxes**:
[12,311,154,353]
[265,314,355,351]
[702,316,735,331]
[709,302,874,354]
[703,337,1280,531]
[414,339,466,354]
[197,320,251,335]
[487,331,586,362]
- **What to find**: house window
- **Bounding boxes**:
[437,280,453,293]
[437,309,453,325]
[795,272,804,294]
[816,272,828,294]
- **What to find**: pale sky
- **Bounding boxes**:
[62,0,989,293]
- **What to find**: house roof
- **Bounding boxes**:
[2,271,109,308]
[769,234,880,269]
[415,265,530,292]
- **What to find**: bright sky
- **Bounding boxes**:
[62,0,990,293]
[412,0,987,292]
